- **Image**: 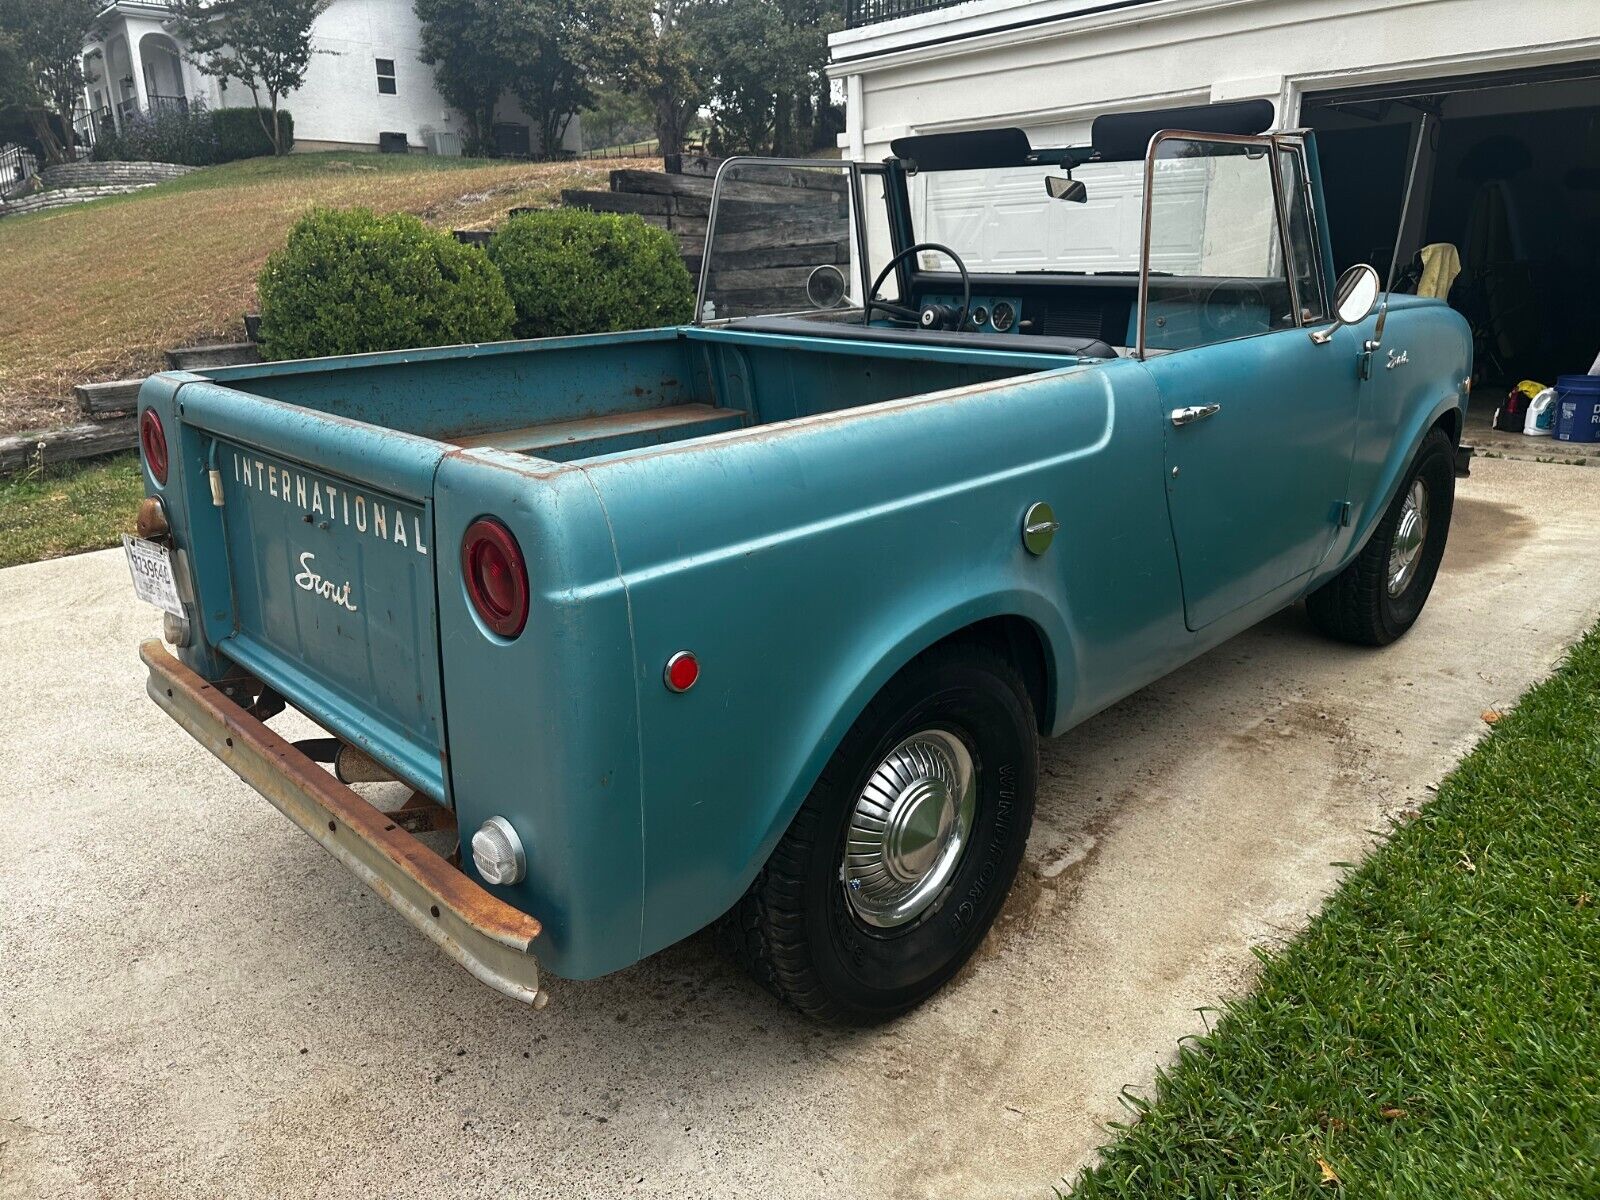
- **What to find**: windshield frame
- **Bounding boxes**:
[697,130,1323,360]
[1135,128,1305,360]
[693,156,879,325]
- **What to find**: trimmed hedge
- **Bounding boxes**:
[213,107,294,161]
[256,207,516,360]
[93,104,293,166]
[488,209,694,338]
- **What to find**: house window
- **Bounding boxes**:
[376,59,397,95]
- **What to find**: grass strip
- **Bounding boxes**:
[1067,624,1600,1199]
[0,453,143,570]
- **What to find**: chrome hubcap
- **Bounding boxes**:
[1388,478,1430,597]
[842,729,976,928]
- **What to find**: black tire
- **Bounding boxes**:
[1306,427,1456,646]
[718,640,1038,1024]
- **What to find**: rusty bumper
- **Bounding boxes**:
[140,640,546,1008]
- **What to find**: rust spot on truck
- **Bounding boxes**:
[140,641,545,1006]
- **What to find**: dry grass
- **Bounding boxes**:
[0,154,653,434]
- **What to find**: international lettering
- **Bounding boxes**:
[230,450,430,557]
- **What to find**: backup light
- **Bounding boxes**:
[162,611,191,647]
[471,816,526,886]
[135,496,170,539]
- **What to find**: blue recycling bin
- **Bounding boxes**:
[1554,375,1600,444]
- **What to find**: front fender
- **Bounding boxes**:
[1318,301,1471,581]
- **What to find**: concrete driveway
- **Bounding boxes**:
[3,455,1598,1200]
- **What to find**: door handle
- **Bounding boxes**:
[1170,404,1221,427]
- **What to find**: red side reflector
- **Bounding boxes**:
[664,651,699,693]
[462,518,529,639]
[140,409,169,485]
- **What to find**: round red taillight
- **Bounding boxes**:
[140,409,169,485]
[462,518,528,639]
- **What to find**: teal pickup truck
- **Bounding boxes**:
[131,101,1471,1023]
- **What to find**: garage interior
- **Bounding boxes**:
[1304,61,1600,437]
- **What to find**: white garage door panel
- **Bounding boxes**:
[915,158,1210,274]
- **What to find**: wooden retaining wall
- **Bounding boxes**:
[561,160,853,317]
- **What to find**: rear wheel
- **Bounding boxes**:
[1306,427,1456,645]
[718,641,1038,1024]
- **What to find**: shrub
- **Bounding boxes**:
[487,209,694,338]
[256,207,516,360]
[93,99,220,166]
[211,107,294,161]
[91,104,294,166]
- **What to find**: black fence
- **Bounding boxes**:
[0,143,38,197]
[578,139,662,161]
[846,0,967,28]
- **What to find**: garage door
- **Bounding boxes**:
[913,158,1211,273]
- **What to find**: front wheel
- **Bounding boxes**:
[1306,427,1456,646]
[718,641,1038,1024]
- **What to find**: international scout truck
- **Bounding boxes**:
[130,101,1472,1023]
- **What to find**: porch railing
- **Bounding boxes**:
[845,0,970,28]
[148,94,189,116]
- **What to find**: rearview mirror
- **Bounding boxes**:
[806,264,847,309]
[1045,175,1088,203]
[1309,263,1381,344]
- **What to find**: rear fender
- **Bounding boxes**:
[640,589,1071,960]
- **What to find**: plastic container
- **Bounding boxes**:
[1554,374,1600,444]
[1523,386,1557,437]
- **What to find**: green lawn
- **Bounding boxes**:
[0,152,634,435]
[0,453,143,569]
[1067,626,1600,1198]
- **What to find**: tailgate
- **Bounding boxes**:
[175,381,451,799]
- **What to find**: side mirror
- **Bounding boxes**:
[806,263,847,309]
[1309,263,1381,344]
[1045,175,1088,203]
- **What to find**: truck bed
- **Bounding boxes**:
[191,325,1096,466]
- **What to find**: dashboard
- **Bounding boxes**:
[914,273,1291,351]
[920,294,1027,335]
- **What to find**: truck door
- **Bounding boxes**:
[1138,133,1359,632]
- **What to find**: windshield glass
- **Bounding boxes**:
[698,161,857,321]
[909,150,1286,279]
[911,160,1151,274]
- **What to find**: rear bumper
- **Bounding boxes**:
[140,640,547,1008]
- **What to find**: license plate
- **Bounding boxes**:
[123,534,184,617]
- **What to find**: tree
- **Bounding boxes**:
[579,86,652,152]
[0,0,101,163]
[500,0,643,160]
[413,0,511,156]
[415,0,639,160]
[633,0,708,158]
[696,0,839,156]
[168,0,325,155]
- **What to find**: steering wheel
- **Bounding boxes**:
[865,242,971,331]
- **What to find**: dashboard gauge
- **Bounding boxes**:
[991,301,1017,333]
[969,306,989,328]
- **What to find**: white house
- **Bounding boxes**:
[78,0,578,156]
[830,0,1600,384]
